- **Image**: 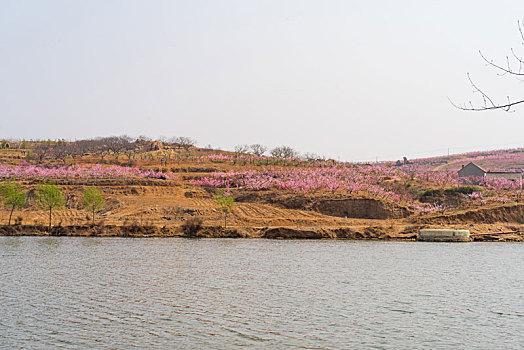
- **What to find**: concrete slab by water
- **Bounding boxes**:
[418,229,470,242]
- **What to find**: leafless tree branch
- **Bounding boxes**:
[479,50,524,76]
[454,19,524,112]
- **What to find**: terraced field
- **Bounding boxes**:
[1,144,524,240]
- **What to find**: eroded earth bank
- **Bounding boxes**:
[1,178,522,241]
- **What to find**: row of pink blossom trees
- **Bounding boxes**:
[0,164,174,180]
[191,163,522,212]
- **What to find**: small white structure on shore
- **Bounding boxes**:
[418,229,470,242]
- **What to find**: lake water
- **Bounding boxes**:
[0,237,522,349]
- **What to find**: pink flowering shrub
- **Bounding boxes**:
[207,154,230,162]
[0,164,174,180]
[191,162,520,208]
[467,192,483,200]
[191,164,418,201]
[410,203,445,213]
[451,153,522,165]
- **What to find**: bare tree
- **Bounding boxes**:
[174,137,197,151]
[303,152,324,161]
[234,144,250,154]
[73,139,104,158]
[32,137,136,162]
[49,140,71,164]
[270,146,297,158]
[250,144,267,156]
[32,141,54,163]
[120,135,134,143]
[69,139,109,159]
[453,20,524,112]
[103,136,134,154]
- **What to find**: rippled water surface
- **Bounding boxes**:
[0,238,523,349]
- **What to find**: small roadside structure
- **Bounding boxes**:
[458,162,486,177]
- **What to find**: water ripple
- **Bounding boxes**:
[0,238,523,349]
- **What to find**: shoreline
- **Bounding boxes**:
[1,224,522,241]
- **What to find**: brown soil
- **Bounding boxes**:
[1,177,523,241]
[419,204,524,225]
[234,191,412,219]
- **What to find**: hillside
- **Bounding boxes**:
[411,148,524,172]
[0,138,523,240]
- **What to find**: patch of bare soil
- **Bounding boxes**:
[312,198,411,219]
[234,191,412,219]
[1,174,523,241]
[420,204,524,224]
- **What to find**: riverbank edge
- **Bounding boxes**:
[1,224,522,241]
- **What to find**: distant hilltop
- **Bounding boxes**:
[1,137,524,173]
[406,148,524,173]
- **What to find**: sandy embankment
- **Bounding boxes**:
[1,223,522,241]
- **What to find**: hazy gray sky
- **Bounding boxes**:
[2,0,524,161]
